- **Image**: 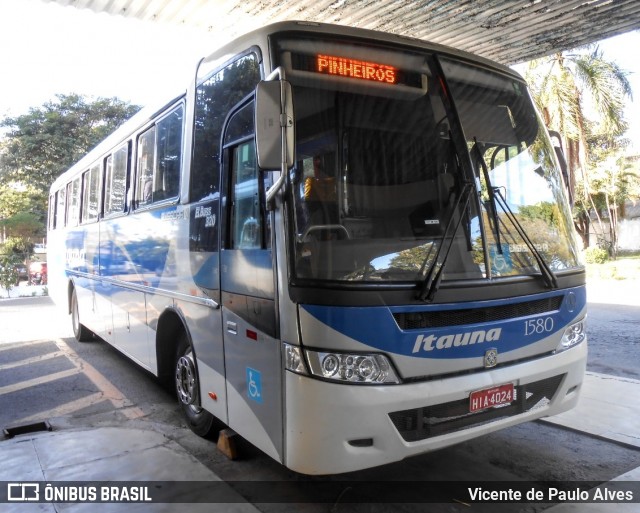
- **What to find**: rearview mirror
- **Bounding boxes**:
[255,80,295,170]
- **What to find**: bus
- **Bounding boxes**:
[48,21,587,475]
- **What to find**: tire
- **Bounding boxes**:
[175,333,216,437]
[71,288,93,342]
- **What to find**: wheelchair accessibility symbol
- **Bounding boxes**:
[246,367,263,404]
[489,243,513,274]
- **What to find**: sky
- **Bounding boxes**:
[0,0,219,118]
[0,0,639,151]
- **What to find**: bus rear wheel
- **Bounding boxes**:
[175,333,216,438]
[71,288,93,342]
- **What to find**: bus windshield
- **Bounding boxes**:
[283,40,580,285]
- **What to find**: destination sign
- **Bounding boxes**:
[316,54,397,84]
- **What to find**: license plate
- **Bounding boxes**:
[469,383,515,413]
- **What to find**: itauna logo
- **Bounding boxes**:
[412,328,502,353]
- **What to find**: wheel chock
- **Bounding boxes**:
[217,428,239,460]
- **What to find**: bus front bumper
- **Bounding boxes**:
[284,341,586,475]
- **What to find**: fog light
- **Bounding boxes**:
[284,344,307,375]
[557,318,586,352]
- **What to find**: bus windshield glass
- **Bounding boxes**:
[441,57,580,281]
[278,37,580,284]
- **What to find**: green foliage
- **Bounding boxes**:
[389,244,433,272]
[0,94,140,195]
[0,183,47,242]
[0,183,44,217]
[0,94,139,253]
[1,212,42,242]
[518,202,559,226]
[525,46,633,252]
[584,246,609,264]
[0,251,21,293]
[1,238,34,284]
[526,47,630,141]
[586,252,640,280]
[2,235,34,256]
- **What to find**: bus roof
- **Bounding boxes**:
[51,20,523,193]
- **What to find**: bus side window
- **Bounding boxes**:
[55,187,66,229]
[48,194,56,230]
[224,100,267,250]
[231,141,260,249]
[80,163,100,224]
[104,143,129,216]
[155,106,183,201]
[135,127,156,208]
[134,106,183,208]
[66,178,80,227]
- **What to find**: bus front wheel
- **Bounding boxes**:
[175,333,216,438]
[71,289,93,342]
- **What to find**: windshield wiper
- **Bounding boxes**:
[472,142,558,289]
[492,187,558,289]
[472,139,503,256]
[417,182,473,302]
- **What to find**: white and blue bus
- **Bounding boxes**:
[48,21,586,475]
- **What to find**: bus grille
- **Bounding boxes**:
[388,374,565,442]
[393,296,563,330]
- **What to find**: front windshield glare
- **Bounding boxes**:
[291,80,480,283]
[440,58,580,277]
[289,54,580,284]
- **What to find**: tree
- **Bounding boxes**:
[0,94,139,259]
[524,46,632,250]
[0,251,21,297]
[1,213,41,243]
[586,154,639,257]
[0,94,140,194]
[0,183,47,243]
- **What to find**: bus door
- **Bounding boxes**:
[220,99,282,462]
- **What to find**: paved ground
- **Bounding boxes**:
[0,296,72,344]
[586,277,640,306]
[1,280,639,511]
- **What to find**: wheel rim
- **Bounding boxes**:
[176,351,198,407]
[72,295,79,334]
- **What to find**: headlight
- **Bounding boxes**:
[556,318,586,352]
[283,344,400,385]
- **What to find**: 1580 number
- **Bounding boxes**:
[524,316,554,336]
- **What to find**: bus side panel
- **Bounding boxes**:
[186,200,227,422]
[222,301,282,461]
[101,215,152,368]
[111,288,151,368]
[72,222,103,336]
[95,222,115,346]
[46,228,67,310]
[177,298,228,424]
[221,250,282,463]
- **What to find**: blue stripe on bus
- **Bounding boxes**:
[63,206,180,284]
[301,287,586,359]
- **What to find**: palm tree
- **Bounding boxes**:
[524,46,632,250]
